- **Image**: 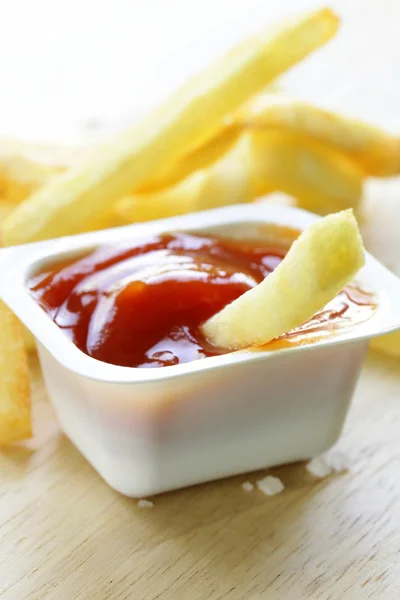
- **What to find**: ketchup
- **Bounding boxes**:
[28,231,374,368]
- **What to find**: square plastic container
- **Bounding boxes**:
[1,204,400,497]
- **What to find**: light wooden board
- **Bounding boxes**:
[1,350,400,600]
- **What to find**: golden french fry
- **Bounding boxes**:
[370,330,400,359]
[0,301,31,445]
[0,86,282,203]
[202,209,364,350]
[195,132,274,209]
[0,156,57,203]
[251,130,364,214]
[0,124,247,209]
[138,84,282,193]
[21,326,36,353]
[0,202,37,352]
[2,8,339,245]
[0,201,16,224]
[0,137,89,204]
[94,172,204,227]
[243,96,400,176]
[0,87,280,205]
[137,124,241,193]
[103,132,274,226]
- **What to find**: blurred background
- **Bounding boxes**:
[1,0,399,141]
[0,0,399,274]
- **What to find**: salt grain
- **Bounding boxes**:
[256,475,284,496]
[137,499,154,508]
[327,450,349,472]
[306,450,350,479]
[242,481,254,492]
[306,456,332,478]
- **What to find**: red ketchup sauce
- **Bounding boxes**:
[28,231,375,368]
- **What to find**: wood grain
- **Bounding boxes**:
[1,350,400,600]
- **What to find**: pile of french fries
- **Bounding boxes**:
[0,7,399,445]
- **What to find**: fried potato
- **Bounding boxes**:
[0,137,88,204]
[0,156,54,203]
[2,8,339,245]
[94,172,204,227]
[138,84,281,193]
[0,204,36,353]
[0,201,16,224]
[202,209,364,350]
[0,89,282,203]
[196,132,275,209]
[243,96,400,176]
[137,124,241,193]
[0,301,31,445]
[103,132,274,226]
[21,326,36,353]
[370,331,400,359]
[251,130,364,214]
[0,118,361,232]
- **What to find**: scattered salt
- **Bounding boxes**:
[137,499,154,508]
[306,450,350,479]
[306,456,332,478]
[327,450,349,473]
[256,475,285,496]
[242,481,254,492]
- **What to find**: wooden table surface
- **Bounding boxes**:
[1,350,400,600]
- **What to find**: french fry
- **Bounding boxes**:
[21,326,36,353]
[0,156,54,203]
[242,96,400,176]
[0,90,283,203]
[137,84,281,193]
[0,301,31,445]
[202,209,364,350]
[0,137,88,203]
[0,125,362,230]
[370,331,400,359]
[196,132,272,209]
[136,124,241,193]
[0,201,15,224]
[69,125,277,230]
[2,8,339,245]
[0,204,37,352]
[251,130,364,214]
[102,132,274,226]
[92,172,204,228]
[0,123,247,209]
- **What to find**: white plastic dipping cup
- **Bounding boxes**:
[1,204,400,497]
